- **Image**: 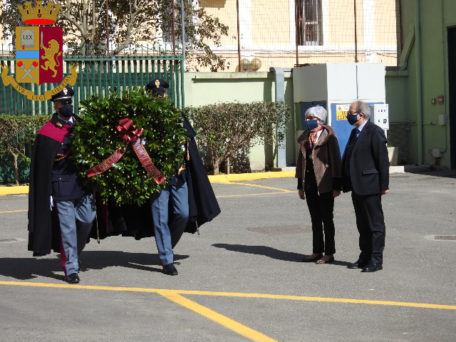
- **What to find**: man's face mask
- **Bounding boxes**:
[347,112,360,125]
[59,104,73,118]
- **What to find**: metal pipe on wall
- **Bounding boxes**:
[106,0,109,54]
[295,0,299,66]
[270,67,291,168]
[172,0,176,55]
[415,0,424,164]
[354,0,358,63]
[236,0,241,71]
[439,0,449,155]
[180,0,186,107]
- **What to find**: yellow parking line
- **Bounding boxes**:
[0,281,276,341]
[227,182,293,193]
[1,281,455,311]
[0,190,295,215]
[177,290,456,311]
[0,209,27,214]
[217,191,293,198]
[209,171,295,183]
[157,290,277,342]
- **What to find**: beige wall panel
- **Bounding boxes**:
[251,0,291,46]
[191,51,397,72]
[200,0,238,46]
[327,0,364,46]
[374,0,397,46]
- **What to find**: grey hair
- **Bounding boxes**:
[305,105,328,123]
[353,101,371,119]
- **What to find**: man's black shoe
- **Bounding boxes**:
[66,273,80,284]
[163,264,178,276]
[347,260,367,269]
[361,263,383,272]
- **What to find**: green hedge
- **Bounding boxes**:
[0,114,51,185]
[0,101,291,184]
[187,102,290,174]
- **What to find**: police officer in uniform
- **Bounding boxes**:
[28,86,96,283]
[145,79,221,276]
[146,79,188,275]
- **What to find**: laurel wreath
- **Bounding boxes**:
[71,88,187,206]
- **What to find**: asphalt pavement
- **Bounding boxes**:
[0,171,455,341]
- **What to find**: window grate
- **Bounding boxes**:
[296,0,323,46]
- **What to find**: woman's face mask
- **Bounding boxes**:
[304,119,319,131]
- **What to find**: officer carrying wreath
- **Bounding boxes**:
[28,86,96,284]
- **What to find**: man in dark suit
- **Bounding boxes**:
[342,101,389,272]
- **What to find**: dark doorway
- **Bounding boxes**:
[449,28,456,168]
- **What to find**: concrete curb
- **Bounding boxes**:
[0,167,407,196]
[0,186,29,196]
[208,171,296,183]
[0,171,296,196]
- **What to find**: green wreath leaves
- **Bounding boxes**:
[72,88,187,206]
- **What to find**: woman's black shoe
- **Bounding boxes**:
[301,253,323,262]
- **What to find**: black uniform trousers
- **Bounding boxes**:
[351,192,385,265]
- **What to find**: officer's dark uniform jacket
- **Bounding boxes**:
[181,114,221,232]
[28,114,86,256]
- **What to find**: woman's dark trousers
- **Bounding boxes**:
[304,186,335,255]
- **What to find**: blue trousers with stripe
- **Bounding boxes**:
[55,194,96,275]
[150,172,189,266]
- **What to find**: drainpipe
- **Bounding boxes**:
[415,0,424,164]
[180,0,186,108]
[270,67,292,168]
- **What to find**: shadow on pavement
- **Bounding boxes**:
[213,243,352,267]
[213,243,303,262]
[404,166,456,178]
[0,251,189,281]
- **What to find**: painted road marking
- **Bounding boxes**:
[217,191,293,198]
[2,281,456,342]
[0,182,294,210]
[0,209,27,214]
[0,172,296,196]
[0,193,293,206]
[227,181,293,193]
[157,290,277,342]
[179,290,456,311]
[1,281,455,311]
[0,281,277,342]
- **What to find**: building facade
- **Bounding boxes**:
[387,0,456,168]
[199,0,398,72]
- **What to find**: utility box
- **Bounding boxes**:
[293,63,387,155]
[370,103,389,130]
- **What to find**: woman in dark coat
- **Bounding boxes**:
[295,105,342,264]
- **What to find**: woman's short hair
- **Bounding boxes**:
[305,105,327,123]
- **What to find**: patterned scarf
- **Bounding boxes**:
[306,126,323,149]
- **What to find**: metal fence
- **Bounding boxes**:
[0,45,185,115]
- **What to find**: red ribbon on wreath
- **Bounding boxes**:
[85,118,166,185]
